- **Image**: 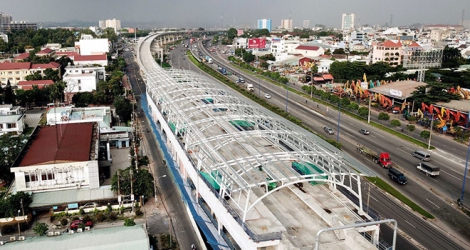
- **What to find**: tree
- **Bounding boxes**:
[420,130,431,140]
[25,71,43,81]
[333,48,346,54]
[0,39,7,53]
[111,168,154,198]
[390,120,401,127]
[378,112,390,120]
[311,64,318,74]
[124,218,136,226]
[358,107,369,117]
[227,28,237,40]
[442,46,465,68]
[406,124,416,133]
[3,80,15,104]
[48,81,66,104]
[411,82,460,105]
[242,52,255,63]
[33,222,49,236]
[113,96,133,122]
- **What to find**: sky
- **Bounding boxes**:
[1,0,469,29]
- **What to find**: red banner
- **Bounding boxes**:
[248,38,266,49]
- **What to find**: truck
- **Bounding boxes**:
[208,58,213,64]
[388,168,407,185]
[246,83,254,92]
[417,162,440,177]
[357,144,392,168]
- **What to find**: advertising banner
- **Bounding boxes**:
[248,38,266,49]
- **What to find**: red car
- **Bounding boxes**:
[70,220,93,230]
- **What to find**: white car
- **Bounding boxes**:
[265,93,272,99]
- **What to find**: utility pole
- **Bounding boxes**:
[130,169,134,212]
[428,112,434,149]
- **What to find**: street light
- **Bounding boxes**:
[427,112,434,150]
[285,83,289,113]
[459,139,470,206]
[336,92,343,142]
[155,175,167,203]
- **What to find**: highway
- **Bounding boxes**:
[172,39,470,249]
[122,45,202,250]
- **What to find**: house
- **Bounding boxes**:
[17,79,54,90]
[294,45,325,58]
[0,62,60,86]
[63,65,105,102]
[73,54,108,67]
[371,40,403,66]
[10,123,100,192]
[0,104,25,135]
[13,52,30,62]
[36,48,56,57]
[55,51,79,61]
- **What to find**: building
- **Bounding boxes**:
[1,21,37,32]
[303,20,310,29]
[17,79,54,90]
[76,37,110,56]
[341,13,356,30]
[0,62,60,86]
[280,19,293,30]
[73,54,108,67]
[371,40,403,66]
[257,19,272,32]
[0,12,13,32]
[36,48,56,57]
[13,52,29,62]
[0,32,7,43]
[0,104,24,135]
[10,123,100,193]
[63,65,105,102]
[99,18,121,33]
[294,45,325,58]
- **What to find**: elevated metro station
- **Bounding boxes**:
[137,32,385,250]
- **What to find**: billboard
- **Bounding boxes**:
[237,29,244,36]
[248,38,266,49]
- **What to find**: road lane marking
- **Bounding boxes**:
[405,220,416,228]
[441,170,461,181]
[426,198,440,208]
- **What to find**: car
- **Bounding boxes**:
[324,126,334,135]
[70,220,93,230]
[237,78,245,83]
[264,93,272,99]
[359,129,370,135]
[79,202,98,209]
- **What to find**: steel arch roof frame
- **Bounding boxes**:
[139,33,376,225]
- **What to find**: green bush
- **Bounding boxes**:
[420,130,431,139]
[358,107,369,118]
[33,222,49,236]
[407,124,416,133]
[348,102,359,110]
[96,213,106,222]
[341,98,350,106]
[124,218,136,226]
[108,212,118,221]
[390,119,401,127]
[378,112,390,120]
[135,209,143,216]
[79,208,85,215]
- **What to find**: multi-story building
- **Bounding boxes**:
[371,40,403,66]
[76,35,110,55]
[10,123,100,193]
[303,20,310,29]
[74,54,108,67]
[257,19,272,32]
[0,32,7,43]
[0,104,24,135]
[0,62,60,86]
[341,13,356,30]
[98,18,121,33]
[280,19,293,30]
[270,37,300,61]
[0,12,13,32]
[1,21,37,32]
[63,65,105,102]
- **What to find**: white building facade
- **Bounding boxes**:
[341,13,356,30]
[0,104,24,135]
[63,65,105,101]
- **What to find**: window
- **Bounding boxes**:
[79,86,82,91]
[78,80,81,84]
[7,123,16,128]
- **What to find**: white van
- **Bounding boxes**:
[412,150,431,161]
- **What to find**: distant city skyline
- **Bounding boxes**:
[1,0,468,29]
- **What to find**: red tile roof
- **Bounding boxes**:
[18,80,54,90]
[36,48,54,55]
[295,45,320,51]
[19,123,94,166]
[55,51,79,58]
[322,74,334,80]
[313,77,324,81]
[74,54,107,61]
[409,42,421,47]
[14,52,30,61]
[31,62,60,69]
[0,62,32,70]
[381,40,401,47]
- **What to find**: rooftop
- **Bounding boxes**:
[367,80,427,100]
[0,224,149,250]
[19,123,96,166]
